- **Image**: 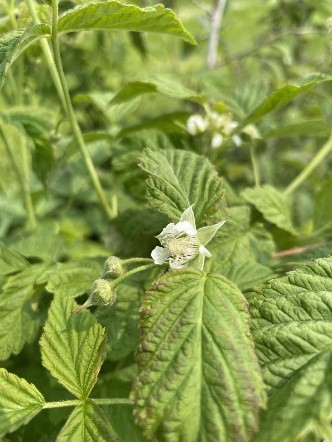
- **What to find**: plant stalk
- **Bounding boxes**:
[207,0,227,68]
[50,0,114,220]
[111,263,156,289]
[0,124,37,229]
[249,142,260,187]
[26,0,66,109]
[284,133,332,195]
[43,398,132,409]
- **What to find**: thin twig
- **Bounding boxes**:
[219,28,327,67]
[207,0,228,69]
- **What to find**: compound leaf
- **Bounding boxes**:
[250,257,332,441]
[133,270,265,441]
[58,1,196,44]
[139,149,224,225]
[57,400,118,441]
[241,185,297,235]
[0,368,45,438]
[40,294,106,399]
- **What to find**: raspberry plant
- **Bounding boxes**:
[0,0,332,441]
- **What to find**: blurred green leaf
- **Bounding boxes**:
[263,119,330,139]
[0,369,45,438]
[241,185,298,235]
[313,176,332,232]
[0,241,29,276]
[40,294,106,399]
[58,1,196,44]
[0,25,50,89]
[241,74,331,127]
[110,77,199,106]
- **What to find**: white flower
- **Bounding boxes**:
[211,133,223,149]
[187,114,208,135]
[151,206,226,270]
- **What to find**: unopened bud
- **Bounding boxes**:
[102,256,125,279]
[187,114,208,135]
[73,278,116,314]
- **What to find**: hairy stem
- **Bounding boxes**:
[43,398,133,409]
[26,0,66,109]
[111,263,156,289]
[122,257,154,265]
[207,0,227,68]
[250,142,261,187]
[284,133,332,195]
[0,124,37,229]
[50,0,114,220]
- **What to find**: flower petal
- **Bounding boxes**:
[175,221,197,236]
[179,205,196,229]
[156,223,176,240]
[151,246,170,265]
[169,258,188,269]
[199,245,212,258]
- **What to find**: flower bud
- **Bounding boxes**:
[73,278,116,314]
[102,256,125,279]
[187,114,208,135]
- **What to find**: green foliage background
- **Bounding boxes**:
[0,0,332,441]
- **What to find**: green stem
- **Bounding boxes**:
[250,142,260,187]
[284,133,332,195]
[92,398,133,406]
[50,0,114,220]
[26,0,66,109]
[0,124,37,229]
[43,398,132,409]
[111,263,156,289]
[122,258,154,265]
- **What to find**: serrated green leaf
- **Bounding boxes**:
[250,257,332,441]
[0,264,48,361]
[58,1,196,45]
[241,185,297,235]
[0,241,29,276]
[40,294,106,399]
[0,25,50,89]
[110,76,198,106]
[313,176,332,232]
[57,400,118,441]
[0,369,45,438]
[96,279,143,361]
[133,270,265,441]
[240,73,331,127]
[139,149,224,225]
[43,261,102,298]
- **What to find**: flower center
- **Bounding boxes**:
[163,233,200,260]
